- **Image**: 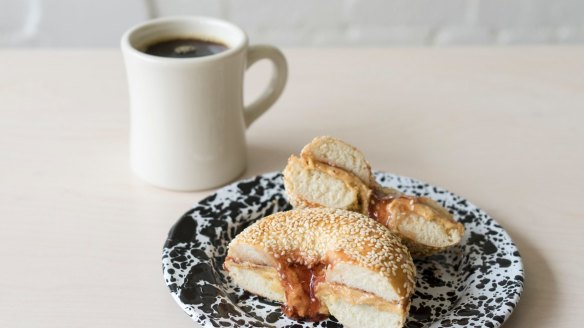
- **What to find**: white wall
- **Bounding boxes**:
[1,0,583,47]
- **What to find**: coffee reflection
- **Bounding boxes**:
[144,38,228,58]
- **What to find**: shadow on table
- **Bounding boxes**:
[502,223,558,327]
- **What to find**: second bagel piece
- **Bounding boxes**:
[283,136,465,257]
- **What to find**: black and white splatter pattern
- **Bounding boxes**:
[162,172,524,328]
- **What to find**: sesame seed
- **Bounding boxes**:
[228,208,416,298]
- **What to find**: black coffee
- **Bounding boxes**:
[144,38,228,58]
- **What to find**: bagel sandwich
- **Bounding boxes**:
[224,208,415,328]
[283,136,465,257]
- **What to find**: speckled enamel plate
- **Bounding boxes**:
[162,172,523,328]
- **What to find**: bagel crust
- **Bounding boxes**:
[225,208,416,326]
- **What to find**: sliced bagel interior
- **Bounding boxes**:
[283,155,370,214]
[376,195,464,256]
[300,136,374,186]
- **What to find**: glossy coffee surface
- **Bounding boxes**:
[144,38,228,58]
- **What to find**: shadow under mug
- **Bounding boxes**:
[121,16,288,191]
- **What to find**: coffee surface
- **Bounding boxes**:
[144,38,228,58]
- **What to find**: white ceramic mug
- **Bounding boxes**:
[121,16,287,191]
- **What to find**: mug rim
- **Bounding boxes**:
[121,16,248,63]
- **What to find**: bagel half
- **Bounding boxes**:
[283,136,465,257]
[225,208,415,328]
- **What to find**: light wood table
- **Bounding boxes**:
[1,47,582,327]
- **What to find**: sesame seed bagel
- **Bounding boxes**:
[225,208,415,328]
[284,136,465,257]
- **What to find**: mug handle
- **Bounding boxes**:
[243,45,288,128]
